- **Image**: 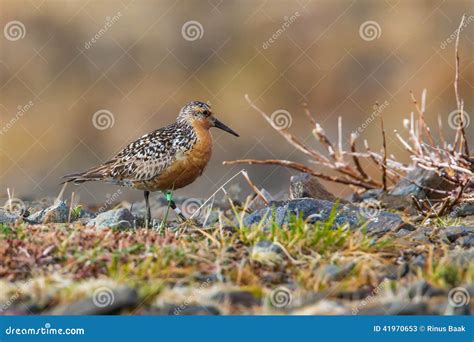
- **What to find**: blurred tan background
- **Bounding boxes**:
[1,0,473,205]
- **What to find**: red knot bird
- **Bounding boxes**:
[63,101,239,227]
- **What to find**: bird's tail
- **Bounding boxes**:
[62,163,112,185]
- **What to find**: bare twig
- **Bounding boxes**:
[244,94,328,164]
[350,133,370,181]
[410,89,436,148]
[303,105,317,127]
[68,192,75,223]
[379,107,388,191]
[453,14,469,156]
[437,114,447,148]
[337,116,343,161]
[241,170,270,205]
[411,196,424,214]
[224,159,376,189]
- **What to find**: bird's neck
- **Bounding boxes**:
[190,119,212,145]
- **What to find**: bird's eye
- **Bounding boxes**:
[202,110,210,116]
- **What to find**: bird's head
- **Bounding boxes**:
[177,101,239,137]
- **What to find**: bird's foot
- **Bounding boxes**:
[178,217,202,227]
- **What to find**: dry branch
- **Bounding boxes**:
[453,15,469,156]
[223,159,376,189]
[224,16,471,219]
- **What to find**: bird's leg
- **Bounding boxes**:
[162,191,186,222]
[167,192,203,228]
[160,191,173,230]
[167,194,187,222]
[144,190,151,228]
[160,191,197,231]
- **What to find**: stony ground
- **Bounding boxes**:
[0,171,473,315]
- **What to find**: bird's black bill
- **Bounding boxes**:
[214,118,239,137]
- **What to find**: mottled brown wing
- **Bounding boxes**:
[108,126,180,182]
[63,122,196,185]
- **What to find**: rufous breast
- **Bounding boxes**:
[140,120,213,191]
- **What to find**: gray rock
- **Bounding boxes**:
[335,286,374,301]
[349,189,384,203]
[441,226,474,243]
[450,203,474,217]
[448,248,474,266]
[253,240,284,254]
[0,301,41,315]
[260,271,288,284]
[411,229,430,243]
[212,290,260,307]
[458,235,474,248]
[27,201,69,224]
[244,199,413,236]
[289,173,341,202]
[379,169,456,214]
[291,299,349,315]
[87,208,135,229]
[379,193,416,213]
[192,272,219,283]
[407,281,444,299]
[51,287,139,315]
[382,263,408,280]
[395,228,414,237]
[317,263,355,282]
[250,240,285,264]
[411,254,426,268]
[357,302,430,315]
[67,208,95,225]
[0,209,20,224]
[390,169,455,200]
[142,305,220,315]
[199,210,220,225]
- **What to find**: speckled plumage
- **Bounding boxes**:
[107,121,198,186]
